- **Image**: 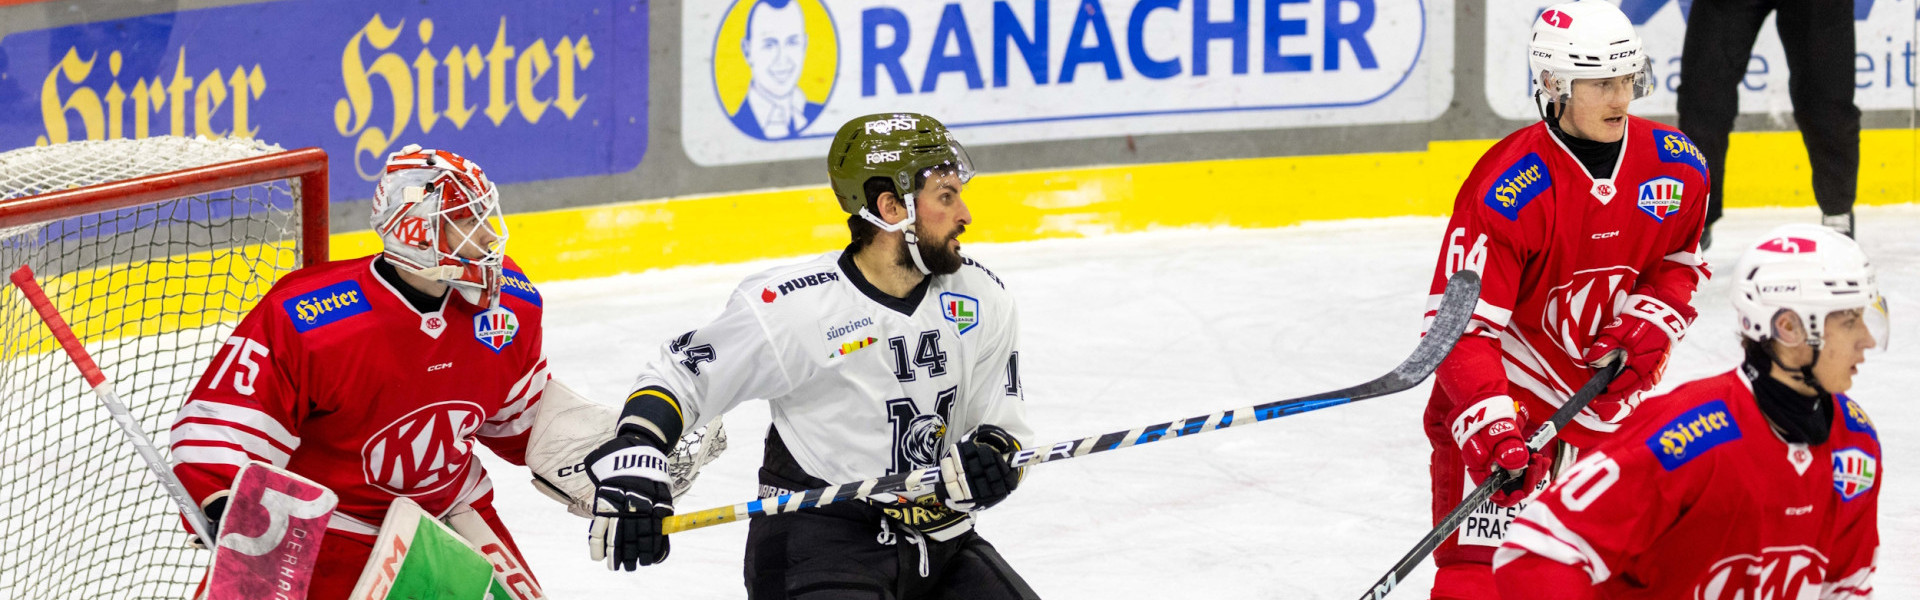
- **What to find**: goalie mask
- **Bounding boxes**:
[371,145,510,307]
[826,113,975,275]
[1528,1,1653,116]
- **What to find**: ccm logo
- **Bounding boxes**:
[1592,231,1620,239]
[1609,50,1637,60]
[558,462,588,478]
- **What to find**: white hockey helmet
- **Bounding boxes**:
[1528,1,1654,104]
[1731,223,1888,350]
[370,145,510,307]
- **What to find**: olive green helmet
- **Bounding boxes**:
[826,113,974,216]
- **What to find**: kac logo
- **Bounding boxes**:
[361,401,485,496]
[1693,546,1826,600]
[1637,176,1683,222]
[713,0,839,140]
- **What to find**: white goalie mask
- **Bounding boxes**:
[371,145,510,307]
[1528,1,1654,108]
[1732,223,1890,351]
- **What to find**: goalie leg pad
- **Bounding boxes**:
[445,502,545,600]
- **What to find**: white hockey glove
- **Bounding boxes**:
[585,434,673,570]
[936,425,1022,513]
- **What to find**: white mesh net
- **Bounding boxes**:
[0,136,318,599]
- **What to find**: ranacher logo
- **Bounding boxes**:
[282,280,371,333]
[1645,400,1742,471]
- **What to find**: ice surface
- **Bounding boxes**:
[488,205,1919,599]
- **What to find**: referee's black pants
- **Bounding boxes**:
[1677,0,1860,227]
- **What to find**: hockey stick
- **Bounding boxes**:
[1356,355,1623,600]
[663,270,1482,535]
[8,265,216,543]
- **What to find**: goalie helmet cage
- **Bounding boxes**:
[0,137,328,599]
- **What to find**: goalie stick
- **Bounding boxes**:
[9,265,216,543]
[664,270,1482,534]
[1355,356,1623,600]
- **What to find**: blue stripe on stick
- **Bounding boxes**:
[1135,424,1170,445]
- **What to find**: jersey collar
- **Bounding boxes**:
[838,247,931,317]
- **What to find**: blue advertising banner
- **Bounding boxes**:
[680,0,1454,166]
[0,0,648,200]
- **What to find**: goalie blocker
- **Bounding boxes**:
[525,379,729,517]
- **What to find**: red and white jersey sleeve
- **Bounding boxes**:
[1493,370,1882,600]
[1425,135,1548,431]
[170,298,308,506]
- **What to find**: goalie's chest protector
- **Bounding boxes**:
[753,252,1005,485]
[275,257,546,522]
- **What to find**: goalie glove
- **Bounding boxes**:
[585,434,673,570]
[527,379,726,518]
[936,424,1022,513]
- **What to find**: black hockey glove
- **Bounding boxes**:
[937,424,1023,513]
[186,493,230,549]
[585,433,674,570]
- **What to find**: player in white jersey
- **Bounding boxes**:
[584,113,1040,599]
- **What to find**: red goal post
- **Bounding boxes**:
[0,137,329,600]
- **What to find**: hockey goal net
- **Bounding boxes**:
[0,137,328,599]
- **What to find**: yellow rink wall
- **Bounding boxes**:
[332,128,1920,282]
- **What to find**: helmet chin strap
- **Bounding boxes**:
[399,263,488,306]
[859,192,932,276]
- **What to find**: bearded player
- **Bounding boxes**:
[1420,2,1710,597]
[168,146,548,599]
[583,113,1039,599]
[1495,224,1885,599]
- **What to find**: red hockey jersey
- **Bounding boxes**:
[1425,116,1710,448]
[1493,369,1880,600]
[169,255,549,536]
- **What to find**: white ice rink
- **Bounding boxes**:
[485,205,1920,599]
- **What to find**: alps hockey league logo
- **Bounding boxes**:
[1832,448,1877,501]
[473,306,519,352]
[1483,153,1551,221]
[1637,177,1683,222]
[941,292,979,335]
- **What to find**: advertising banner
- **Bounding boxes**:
[1484,0,1917,119]
[1,0,648,199]
[682,0,1454,166]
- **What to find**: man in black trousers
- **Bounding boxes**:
[1677,0,1860,248]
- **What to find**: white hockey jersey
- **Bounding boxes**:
[627,249,1031,538]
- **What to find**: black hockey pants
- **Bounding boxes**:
[743,500,1040,600]
[1677,0,1860,226]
